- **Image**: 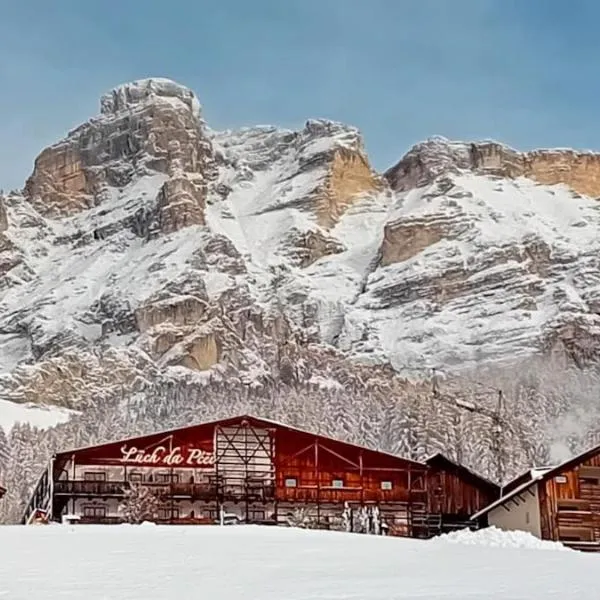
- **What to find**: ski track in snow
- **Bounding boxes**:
[0,525,596,600]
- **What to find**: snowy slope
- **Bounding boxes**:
[338,174,600,370]
[0,525,596,600]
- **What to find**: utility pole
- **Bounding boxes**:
[431,368,439,398]
[492,390,504,486]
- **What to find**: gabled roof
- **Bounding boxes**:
[502,466,554,495]
[53,413,428,471]
[471,474,546,521]
[471,442,600,521]
[425,453,500,496]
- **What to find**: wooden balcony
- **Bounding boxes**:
[53,479,275,501]
[54,481,129,497]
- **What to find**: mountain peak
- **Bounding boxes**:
[99,77,201,118]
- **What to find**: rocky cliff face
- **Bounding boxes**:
[385,136,600,198]
[1,79,600,420]
[24,78,214,230]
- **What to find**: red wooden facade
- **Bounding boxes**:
[23,415,498,537]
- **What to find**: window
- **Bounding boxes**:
[381,481,393,491]
[129,472,143,484]
[577,466,600,485]
[82,505,107,518]
[156,472,179,483]
[284,478,297,488]
[557,499,589,512]
[157,508,179,520]
[332,479,344,489]
[525,511,530,524]
[83,472,106,482]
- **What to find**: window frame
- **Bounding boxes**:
[83,471,106,482]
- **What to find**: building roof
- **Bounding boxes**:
[425,453,501,496]
[471,473,547,521]
[501,466,554,495]
[53,413,428,471]
[471,442,600,521]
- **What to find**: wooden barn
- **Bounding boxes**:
[22,414,498,537]
[472,444,600,551]
[425,453,500,533]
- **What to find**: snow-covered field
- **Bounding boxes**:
[0,525,597,599]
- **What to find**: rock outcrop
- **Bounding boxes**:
[385,136,600,199]
[24,78,215,222]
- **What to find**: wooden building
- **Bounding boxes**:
[425,453,500,533]
[472,444,600,551]
[22,415,498,537]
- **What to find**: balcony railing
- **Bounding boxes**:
[53,479,275,500]
[54,481,130,496]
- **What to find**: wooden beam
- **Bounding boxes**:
[318,443,360,469]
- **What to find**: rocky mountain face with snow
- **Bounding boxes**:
[1,77,600,428]
[5,77,600,519]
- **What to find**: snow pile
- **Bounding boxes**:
[0,525,596,600]
[433,526,570,551]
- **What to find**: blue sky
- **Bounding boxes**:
[1,0,599,190]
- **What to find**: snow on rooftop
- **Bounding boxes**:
[0,525,596,599]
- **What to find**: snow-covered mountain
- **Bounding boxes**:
[1,77,600,418]
[5,77,600,520]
